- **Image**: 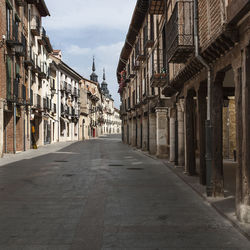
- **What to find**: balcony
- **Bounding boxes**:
[24,48,35,67]
[144,23,154,49]
[149,0,165,15]
[38,62,47,79]
[30,89,33,106]
[61,103,65,115]
[31,54,39,73]
[135,39,146,62]
[31,16,41,36]
[52,103,56,114]
[166,1,194,63]
[60,81,65,92]
[132,60,140,71]
[38,27,46,45]
[36,94,41,109]
[21,85,27,105]
[150,49,167,87]
[66,84,72,94]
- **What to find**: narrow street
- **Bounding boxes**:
[0,135,249,250]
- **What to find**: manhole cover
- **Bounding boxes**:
[62,174,74,177]
[109,164,124,167]
[158,215,168,221]
[126,167,144,170]
[54,160,68,163]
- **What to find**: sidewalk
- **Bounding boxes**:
[0,141,76,167]
[136,148,250,241]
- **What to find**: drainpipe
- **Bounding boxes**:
[194,0,213,196]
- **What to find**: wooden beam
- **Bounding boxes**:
[211,71,225,197]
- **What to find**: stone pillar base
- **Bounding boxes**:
[156,107,168,159]
[237,204,250,223]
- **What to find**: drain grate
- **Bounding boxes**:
[157,215,168,221]
[62,174,74,177]
[54,160,68,163]
[127,167,144,170]
[109,164,124,167]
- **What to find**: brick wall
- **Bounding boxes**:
[0,0,6,100]
[199,0,225,50]
[223,99,236,159]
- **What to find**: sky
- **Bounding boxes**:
[43,0,137,108]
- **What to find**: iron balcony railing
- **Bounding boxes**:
[60,81,65,91]
[150,48,167,87]
[166,0,194,63]
[61,103,65,114]
[36,94,41,109]
[43,98,47,110]
[53,103,56,114]
[22,85,26,105]
[64,81,68,91]
[50,78,56,90]
[30,89,33,106]
[40,27,46,37]
[67,84,72,94]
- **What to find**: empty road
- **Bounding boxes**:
[0,135,249,249]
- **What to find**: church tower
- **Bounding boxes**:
[90,57,98,83]
[101,68,112,99]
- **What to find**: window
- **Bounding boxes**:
[6,4,11,39]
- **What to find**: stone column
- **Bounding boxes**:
[177,101,185,166]
[137,116,142,148]
[128,118,132,145]
[235,46,250,222]
[149,112,156,155]
[169,108,176,162]
[156,107,168,158]
[0,99,4,157]
[131,117,137,147]
[142,114,148,151]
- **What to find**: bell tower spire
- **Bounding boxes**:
[103,68,106,81]
[92,56,96,72]
[90,56,98,83]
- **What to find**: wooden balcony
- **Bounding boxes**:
[132,61,140,71]
[166,1,194,63]
[149,0,165,15]
[150,49,167,87]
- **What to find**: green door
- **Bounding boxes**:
[6,56,11,100]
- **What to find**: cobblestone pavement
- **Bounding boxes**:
[0,135,249,250]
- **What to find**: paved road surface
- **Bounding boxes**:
[0,135,249,249]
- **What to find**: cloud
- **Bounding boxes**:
[67,45,91,55]
[42,0,136,108]
[43,0,136,31]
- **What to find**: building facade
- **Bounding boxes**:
[117,0,250,222]
[0,1,122,157]
[50,51,81,142]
